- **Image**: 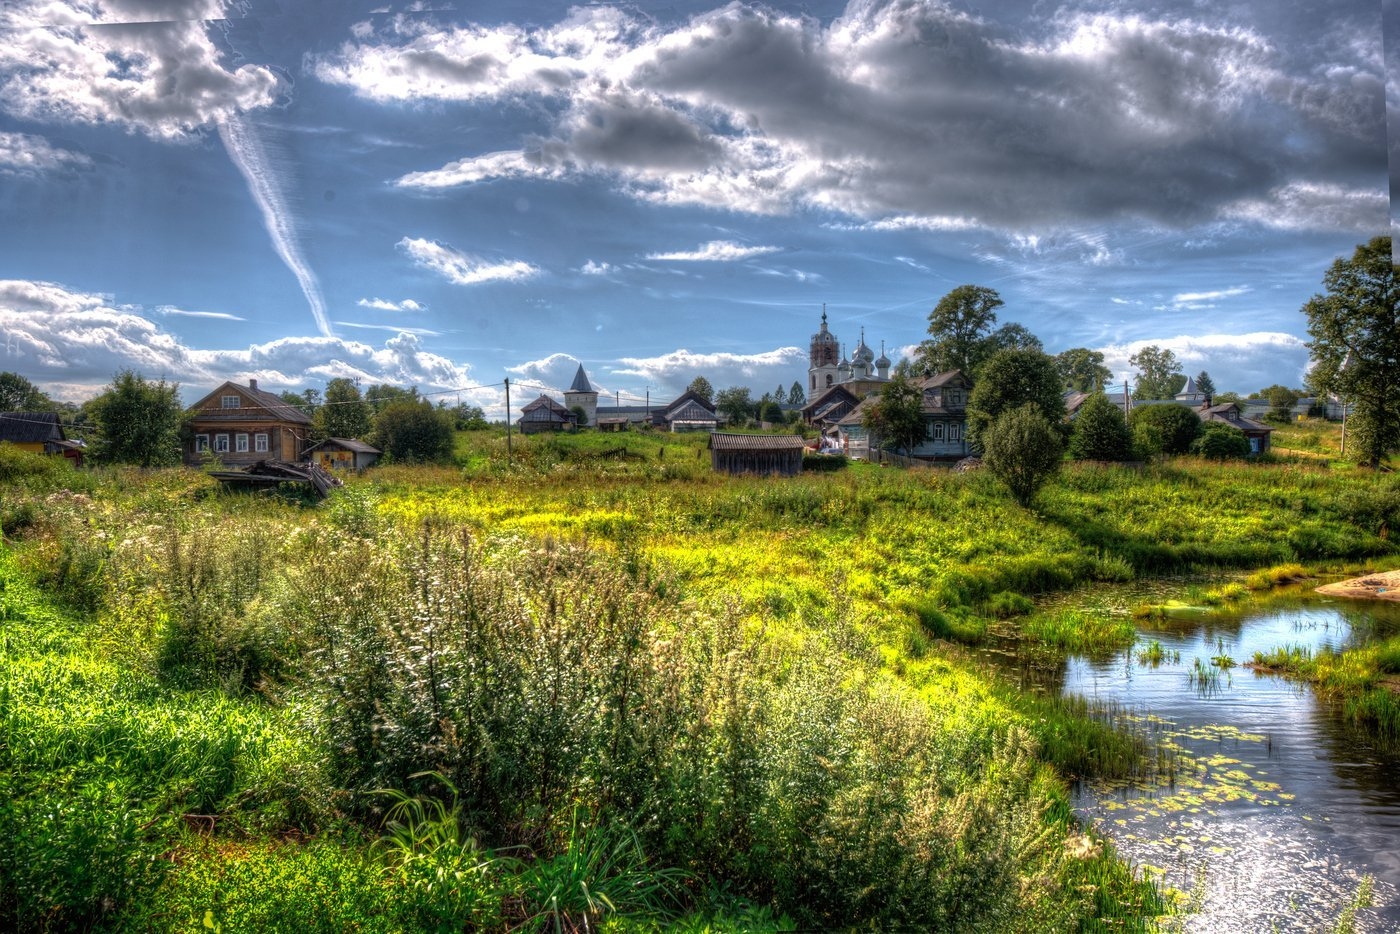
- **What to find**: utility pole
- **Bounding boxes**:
[504,378,512,468]
[1123,380,1131,419]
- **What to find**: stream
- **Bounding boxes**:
[1028,587,1400,931]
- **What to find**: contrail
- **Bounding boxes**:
[218,115,333,337]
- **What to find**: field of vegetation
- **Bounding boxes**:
[3,430,1399,932]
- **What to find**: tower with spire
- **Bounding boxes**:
[564,363,598,427]
[809,304,841,392]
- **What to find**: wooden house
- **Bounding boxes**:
[518,394,575,434]
[656,390,719,432]
[0,412,82,464]
[303,437,381,471]
[709,433,806,477]
[1198,402,1274,453]
[801,384,862,429]
[186,379,313,466]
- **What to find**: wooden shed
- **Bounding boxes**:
[303,437,381,471]
[708,433,806,477]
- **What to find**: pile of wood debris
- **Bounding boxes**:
[206,460,341,499]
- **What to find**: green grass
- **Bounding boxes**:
[1252,636,1400,738]
[10,439,1400,930]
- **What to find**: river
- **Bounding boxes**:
[1030,586,1400,931]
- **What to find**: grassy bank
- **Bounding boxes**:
[1251,635,1400,738]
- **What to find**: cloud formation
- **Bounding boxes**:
[318,1,1387,234]
[611,346,807,397]
[398,237,538,285]
[1098,332,1311,395]
[0,131,91,176]
[358,297,425,311]
[647,241,780,261]
[0,0,281,141]
[0,278,477,401]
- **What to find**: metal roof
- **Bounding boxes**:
[0,412,63,444]
[708,433,807,451]
[568,365,594,393]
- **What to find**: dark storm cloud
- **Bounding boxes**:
[323,0,1388,234]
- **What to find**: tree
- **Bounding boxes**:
[966,348,1065,449]
[452,404,488,430]
[1129,404,1201,456]
[982,404,1063,508]
[715,386,754,425]
[1214,391,1244,405]
[1054,349,1113,392]
[986,322,1043,356]
[365,383,420,414]
[1068,393,1132,461]
[1303,237,1400,468]
[862,372,927,456]
[370,400,455,463]
[1194,371,1216,398]
[687,376,714,403]
[756,395,784,425]
[787,381,805,407]
[279,387,321,417]
[1129,345,1185,400]
[914,285,1004,376]
[315,377,372,439]
[1259,384,1300,421]
[86,370,184,467]
[1190,422,1250,459]
[0,372,54,411]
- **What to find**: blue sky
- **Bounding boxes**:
[0,0,1394,416]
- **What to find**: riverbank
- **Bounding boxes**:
[1315,568,1400,602]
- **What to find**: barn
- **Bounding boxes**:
[708,433,806,477]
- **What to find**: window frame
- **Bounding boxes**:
[220,394,241,410]
[195,434,209,452]
[254,432,269,453]
[214,433,230,453]
[932,422,946,442]
[235,433,249,453]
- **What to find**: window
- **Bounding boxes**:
[221,394,240,409]
[951,423,961,442]
[214,434,230,453]
[825,374,833,387]
[195,434,209,452]
[236,433,249,453]
[254,433,269,453]
[810,374,816,390]
[933,422,945,442]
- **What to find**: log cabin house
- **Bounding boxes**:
[186,379,312,466]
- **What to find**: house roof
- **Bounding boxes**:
[306,437,381,454]
[666,399,719,424]
[660,389,716,419]
[1201,403,1273,434]
[708,433,807,451]
[919,369,970,389]
[568,365,594,393]
[190,380,312,424]
[0,411,64,444]
[801,384,859,417]
[520,394,572,422]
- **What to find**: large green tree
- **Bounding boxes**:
[787,381,805,407]
[1303,236,1400,468]
[982,404,1063,508]
[715,386,754,425]
[862,371,927,456]
[1067,393,1132,461]
[914,285,1004,376]
[370,400,455,464]
[86,370,183,467]
[966,348,1065,448]
[1258,384,1301,421]
[315,377,372,439]
[1055,349,1113,393]
[1194,371,1216,398]
[0,372,54,412]
[687,376,714,403]
[1129,346,1186,400]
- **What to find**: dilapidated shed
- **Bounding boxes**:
[708,433,805,477]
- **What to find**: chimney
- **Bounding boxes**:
[248,378,258,391]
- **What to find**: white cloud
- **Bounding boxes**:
[157,305,245,321]
[1098,332,1310,395]
[398,237,538,285]
[320,3,1386,234]
[0,278,484,404]
[611,346,807,397]
[647,240,780,261]
[357,297,425,311]
[508,352,599,396]
[1171,286,1251,304]
[580,260,613,276]
[0,0,281,141]
[0,131,91,176]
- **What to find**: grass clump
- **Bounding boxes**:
[1020,610,1136,654]
[1252,636,1400,738]
[1244,562,1309,590]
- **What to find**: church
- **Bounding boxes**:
[800,308,893,429]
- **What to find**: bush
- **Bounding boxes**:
[981,404,1063,507]
[1129,404,1201,456]
[1191,422,1251,459]
[1068,393,1132,461]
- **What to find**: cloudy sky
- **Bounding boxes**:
[0,0,1394,415]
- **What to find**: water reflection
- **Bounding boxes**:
[1042,587,1400,931]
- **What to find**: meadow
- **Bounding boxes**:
[2,430,1398,932]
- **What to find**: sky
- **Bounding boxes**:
[0,0,1395,417]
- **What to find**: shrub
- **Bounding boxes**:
[1068,393,1132,461]
[981,404,1063,508]
[1191,422,1251,459]
[1129,404,1201,456]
